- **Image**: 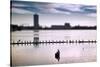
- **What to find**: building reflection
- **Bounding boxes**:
[33,30,39,47]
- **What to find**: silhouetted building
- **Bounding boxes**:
[34,14,39,29]
[51,25,65,29]
[51,23,71,29]
[64,23,71,28]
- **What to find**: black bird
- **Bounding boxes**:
[55,49,60,62]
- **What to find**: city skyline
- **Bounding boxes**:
[11,13,96,27]
[11,14,96,31]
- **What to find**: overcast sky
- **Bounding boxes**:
[11,0,97,27]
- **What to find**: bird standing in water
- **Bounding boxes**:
[55,49,60,62]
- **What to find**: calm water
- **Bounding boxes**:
[11,30,97,66]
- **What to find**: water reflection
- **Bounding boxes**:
[33,30,39,47]
[11,30,96,66]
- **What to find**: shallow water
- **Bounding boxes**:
[11,30,97,66]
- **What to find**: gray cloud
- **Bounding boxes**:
[11,1,96,17]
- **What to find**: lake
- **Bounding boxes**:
[11,30,97,66]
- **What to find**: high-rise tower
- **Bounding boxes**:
[34,14,39,29]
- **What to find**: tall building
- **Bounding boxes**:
[34,14,39,29]
[64,23,71,28]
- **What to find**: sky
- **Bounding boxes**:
[11,0,97,27]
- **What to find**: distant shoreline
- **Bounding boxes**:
[10,24,97,32]
[11,28,97,32]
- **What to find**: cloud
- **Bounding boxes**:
[12,3,27,7]
[11,1,71,14]
[35,4,71,14]
[11,0,96,16]
[80,6,96,14]
[11,7,33,14]
[57,4,82,12]
[86,13,96,17]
